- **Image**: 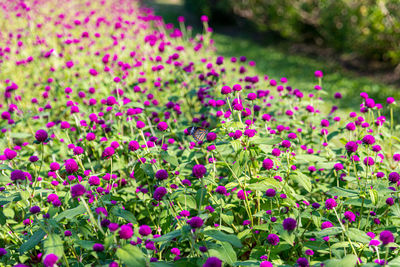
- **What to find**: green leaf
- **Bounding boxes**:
[150,262,175,267]
[55,204,86,221]
[75,240,95,250]
[347,228,370,243]
[0,175,10,184]
[111,206,137,225]
[0,164,13,171]
[251,137,281,145]
[44,234,64,258]
[314,227,342,237]
[10,132,32,139]
[292,172,312,192]
[339,254,358,266]
[327,131,339,141]
[160,151,179,167]
[141,164,154,178]
[20,229,46,254]
[233,261,259,266]
[152,228,182,243]
[327,187,358,197]
[246,178,281,191]
[204,230,242,248]
[209,241,237,265]
[116,244,146,267]
[221,211,234,225]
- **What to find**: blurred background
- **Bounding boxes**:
[143,0,400,109]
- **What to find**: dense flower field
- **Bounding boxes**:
[1,0,400,266]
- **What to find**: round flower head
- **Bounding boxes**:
[0,248,7,256]
[282,218,297,231]
[119,224,133,239]
[297,257,309,267]
[325,198,337,210]
[65,159,79,174]
[157,121,168,131]
[93,243,104,252]
[10,170,26,181]
[215,186,227,195]
[203,257,222,267]
[221,85,232,95]
[153,187,167,201]
[262,158,274,170]
[35,129,48,143]
[192,164,206,178]
[30,206,41,214]
[265,188,276,197]
[43,254,58,267]
[379,230,394,245]
[321,221,333,229]
[70,184,86,198]
[187,216,204,229]
[362,135,375,145]
[155,169,168,180]
[267,233,280,245]
[50,162,60,171]
[388,172,400,183]
[139,225,152,236]
[260,261,273,267]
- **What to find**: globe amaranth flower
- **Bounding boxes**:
[187,216,204,229]
[297,257,309,267]
[155,169,168,180]
[221,85,232,95]
[0,248,7,256]
[65,159,79,174]
[139,225,152,236]
[321,221,333,229]
[71,184,86,198]
[215,186,227,195]
[203,257,222,267]
[388,172,400,183]
[157,121,168,131]
[153,187,167,201]
[35,129,48,143]
[363,157,374,166]
[379,230,394,245]
[119,224,133,239]
[265,188,276,197]
[362,135,375,145]
[102,147,115,159]
[260,261,273,267]
[128,140,140,151]
[10,170,26,181]
[4,148,17,160]
[267,233,280,245]
[282,218,297,231]
[344,211,356,223]
[325,198,337,210]
[50,162,60,171]
[192,164,206,178]
[30,206,41,214]
[43,254,58,267]
[305,249,314,256]
[93,243,104,252]
[262,158,274,170]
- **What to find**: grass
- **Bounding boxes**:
[144,0,400,112]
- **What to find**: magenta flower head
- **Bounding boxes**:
[155,169,168,180]
[325,198,337,210]
[262,158,274,170]
[65,159,79,174]
[35,129,48,143]
[136,120,145,129]
[221,85,232,95]
[345,141,358,153]
[283,218,297,231]
[388,172,400,183]
[260,261,273,267]
[93,243,104,252]
[30,206,41,214]
[43,254,58,267]
[0,248,7,256]
[157,121,168,131]
[297,257,309,267]
[266,188,276,197]
[192,164,206,178]
[387,97,395,104]
[314,70,323,78]
[362,135,375,145]
[187,216,204,229]
[10,170,26,181]
[153,186,167,201]
[139,225,152,236]
[128,140,140,151]
[379,230,394,245]
[207,132,217,142]
[215,186,227,195]
[203,257,221,267]
[50,162,60,171]
[4,148,17,160]
[119,224,133,239]
[267,233,280,245]
[71,184,86,198]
